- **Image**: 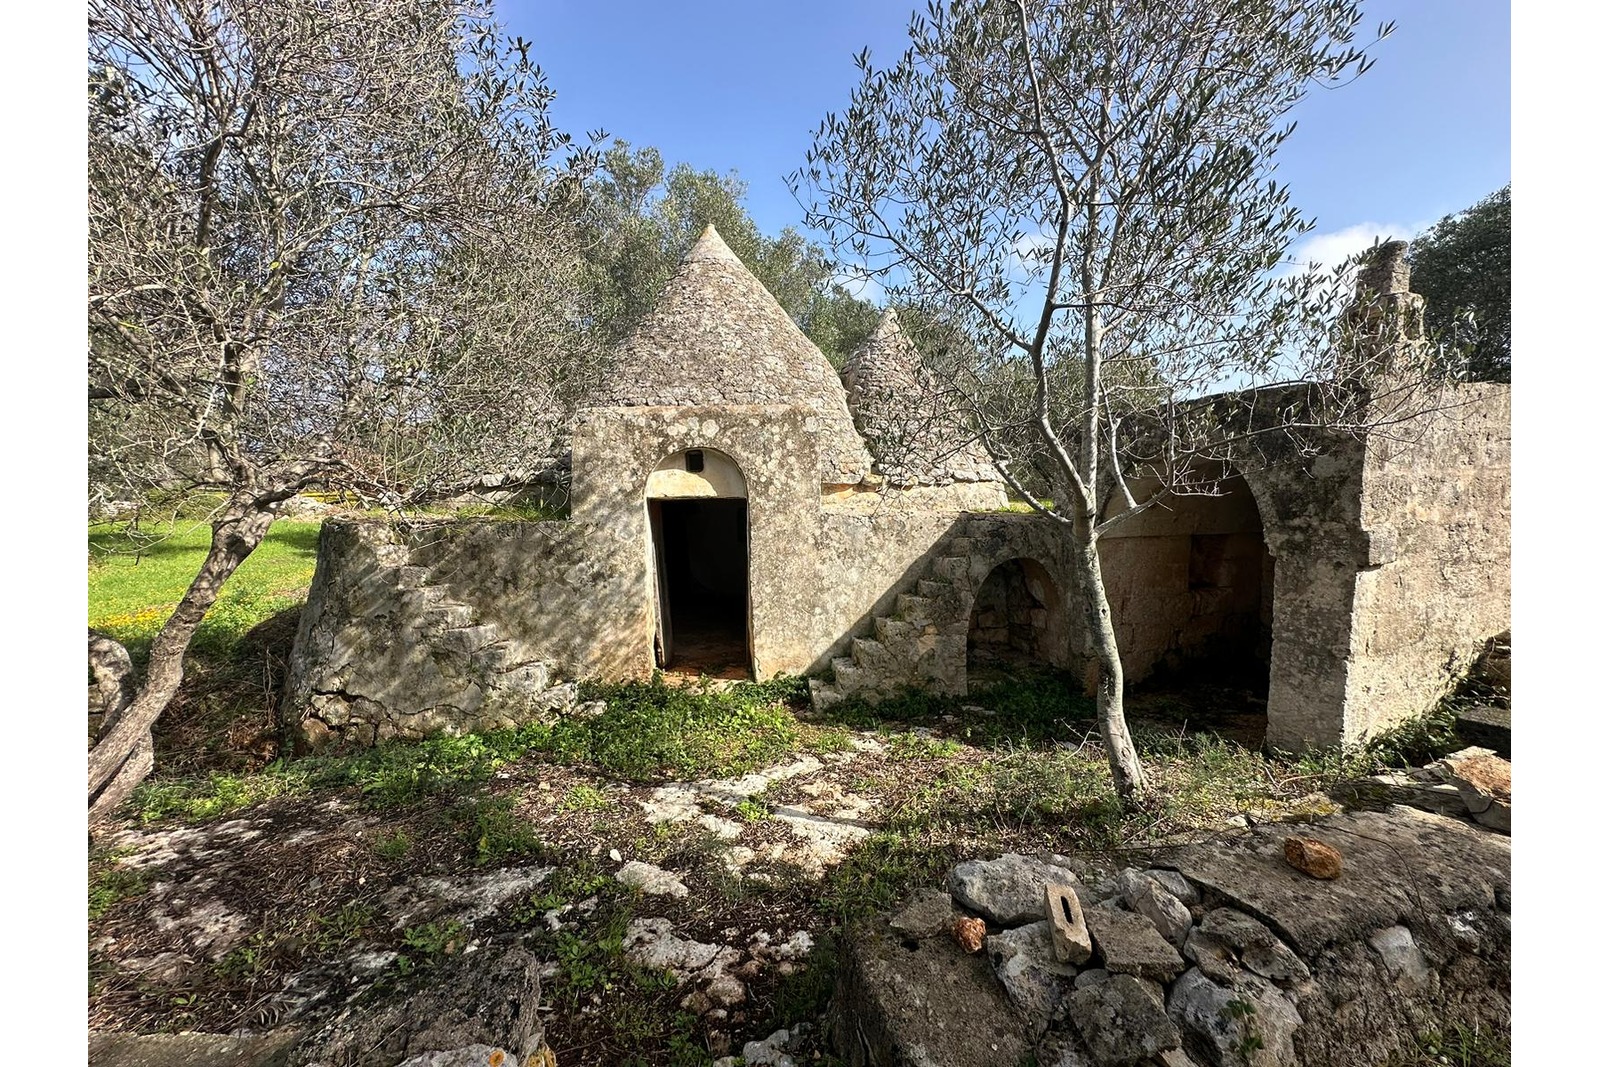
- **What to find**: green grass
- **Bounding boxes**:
[129,675,815,824]
[1384,1023,1510,1067]
[88,863,149,920]
[458,795,546,865]
[823,668,1095,747]
[557,674,808,781]
[89,519,322,660]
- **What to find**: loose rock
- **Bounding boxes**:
[1197,907,1309,984]
[1084,907,1186,981]
[1047,882,1093,965]
[889,888,953,941]
[1166,967,1302,1067]
[948,853,1078,926]
[1067,973,1181,1065]
[986,920,1076,1038]
[1284,836,1342,879]
[951,915,986,953]
[615,860,689,898]
[1118,869,1193,949]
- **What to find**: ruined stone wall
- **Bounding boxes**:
[1243,440,1374,752]
[284,516,611,749]
[1343,384,1511,741]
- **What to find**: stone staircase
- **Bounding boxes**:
[297,545,573,749]
[809,536,977,710]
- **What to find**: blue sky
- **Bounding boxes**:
[501,0,1509,279]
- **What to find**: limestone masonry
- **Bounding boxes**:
[287,226,1509,753]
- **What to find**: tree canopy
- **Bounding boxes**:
[1408,184,1510,382]
[796,0,1401,799]
[87,0,604,817]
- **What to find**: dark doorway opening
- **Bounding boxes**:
[650,498,750,678]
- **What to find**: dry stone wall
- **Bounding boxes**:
[829,805,1509,1067]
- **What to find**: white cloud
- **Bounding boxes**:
[1281,221,1423,278]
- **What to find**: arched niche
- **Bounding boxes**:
[645,447,747,499]
[966,557,1070,678]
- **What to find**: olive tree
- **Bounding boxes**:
[87,0,603,820]
[793,0,1402,800]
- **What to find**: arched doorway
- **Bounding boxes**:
[646,448,751,678]
[966,557,1067,680]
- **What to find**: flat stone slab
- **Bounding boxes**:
[827,913,1032,1066]
[1083,907,1186,981]
[1169,806,1509,956]
[89,1032,301,1067]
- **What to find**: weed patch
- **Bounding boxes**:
[370,829,413,861]
[88,864,149,920]
[458,796,545,866]
[553,675,805,780]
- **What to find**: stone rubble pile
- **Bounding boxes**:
[828,806,1510,1067]
[1343,746,1510,833]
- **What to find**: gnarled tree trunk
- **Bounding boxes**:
[88,496,279,825]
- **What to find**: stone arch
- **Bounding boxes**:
[963,555,1072,679]
[645,446,748,499]
[1099,473,1274,692]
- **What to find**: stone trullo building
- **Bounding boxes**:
[286,226,1509,754]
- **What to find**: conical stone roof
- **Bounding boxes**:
[595,225,871,485]
[841,310,1001,487]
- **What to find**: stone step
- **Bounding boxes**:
[851,636,900,673]
[398,585,450,611]
[874,615,920,647]
[395,565,433,590]
[809,678,845,710]
[831,657,868,693]
[917,579,954,599]
[895,593,935,621]
[438,624,502,655]
[931,556,971,582]
[423,602,475,629]
[946,536,974,556]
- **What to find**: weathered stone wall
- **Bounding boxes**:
[571,404,822,679]
[1342,384,1511,742]
[283,517,603,749]
[1242,439,1374,753]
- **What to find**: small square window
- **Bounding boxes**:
[686,450,705,473]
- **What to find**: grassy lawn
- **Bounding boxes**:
[88,518,324,771]
[89,519,323,659]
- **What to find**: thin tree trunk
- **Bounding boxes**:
[1069,528,1147,802]
[88,496,278,825]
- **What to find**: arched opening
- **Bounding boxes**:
[966,557,1067,681]
[1100,474,1273,697]
[646,448,751,678]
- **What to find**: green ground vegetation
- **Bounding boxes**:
[89,519,323,660]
